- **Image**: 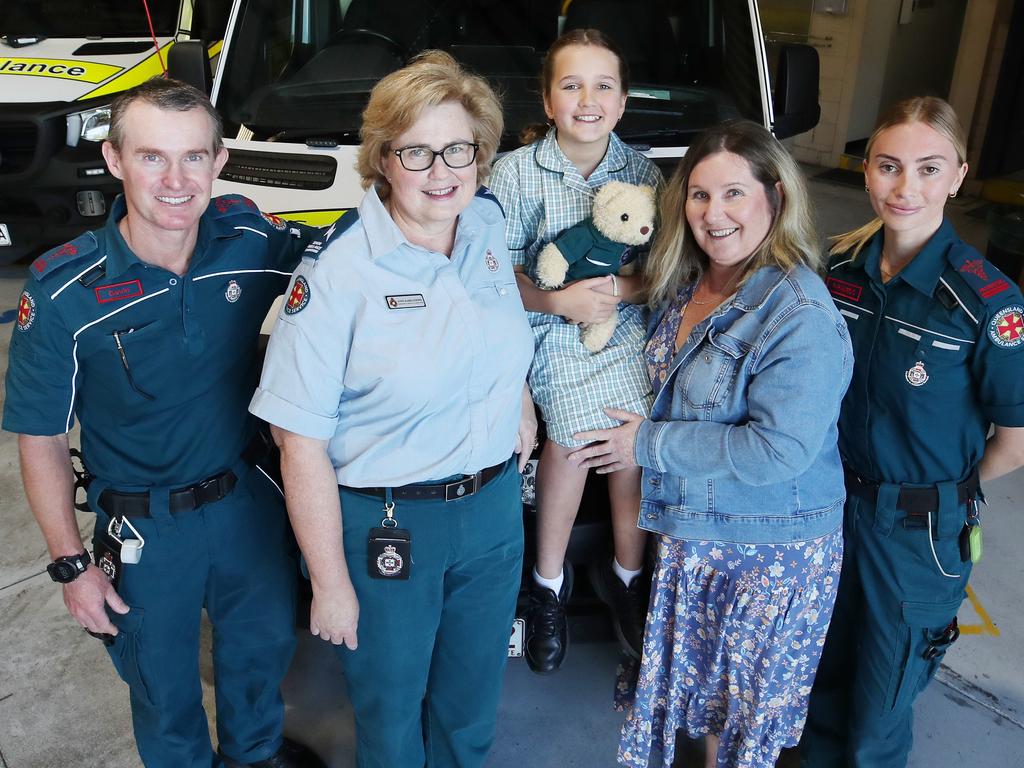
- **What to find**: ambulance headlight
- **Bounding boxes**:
[66,105,112,147]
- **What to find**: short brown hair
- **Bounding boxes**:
[646,120,819,307]
[357,51,503,198]
[107,77,223,152]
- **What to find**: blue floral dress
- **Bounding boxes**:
[616,289,844,768]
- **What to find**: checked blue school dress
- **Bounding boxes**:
[490,129,663,447]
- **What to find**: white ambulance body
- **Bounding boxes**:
[0,0,228,263]
[198,0,820,228]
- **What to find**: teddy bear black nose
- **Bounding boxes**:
[620,213,629,221]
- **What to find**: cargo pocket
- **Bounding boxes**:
[886,597,962,713]
[107,608,154,708]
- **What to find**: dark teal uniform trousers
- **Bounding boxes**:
[336,459,523,768]
[802,488,971,767]
[90,463,298,768]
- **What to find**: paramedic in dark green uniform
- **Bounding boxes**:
[802,97,1024,768]
[2,79,324,768]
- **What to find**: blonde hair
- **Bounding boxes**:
[646,120,819,308]
[830,96,967,259]
[357,50,504,199]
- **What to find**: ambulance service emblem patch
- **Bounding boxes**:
[225,280,242,303]
[988,305,1024,348]
[261,212,287,231]
[16,290,35,331]
[485,249,499,272]
[905,361,929,387]
[376,544,404,577]
[284,276,310,315]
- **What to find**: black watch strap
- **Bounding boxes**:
[47,551,91,583]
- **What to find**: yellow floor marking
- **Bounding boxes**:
[959,585,1000,636]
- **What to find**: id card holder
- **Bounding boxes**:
[93,523,123,590]
[368,493,411,580]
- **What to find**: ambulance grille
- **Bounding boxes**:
[0,122,37,175]
[220,149,336,190]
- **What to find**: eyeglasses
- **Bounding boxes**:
[391,142,479,171]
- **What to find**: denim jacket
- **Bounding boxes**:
[635,264,853,544]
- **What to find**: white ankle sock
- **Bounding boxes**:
[613,558,642,587]
[533,566,564,594]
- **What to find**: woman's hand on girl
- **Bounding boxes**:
[569,408,644,473]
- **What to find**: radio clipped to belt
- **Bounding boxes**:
[958,498,983,564]
[368,489,411,580]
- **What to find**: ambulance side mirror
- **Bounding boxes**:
[168,40,213,95]
[772,43,820,139]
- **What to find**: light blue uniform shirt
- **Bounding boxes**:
[250,186,533,487]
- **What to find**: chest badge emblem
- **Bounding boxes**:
[225,280,242,303]
[376,545,404,577]
[485,249,499,272]
[905,361,929,387]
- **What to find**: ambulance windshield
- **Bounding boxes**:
[216,0,767,151]
[0,0,180,39]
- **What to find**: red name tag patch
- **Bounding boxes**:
[95,280,144,304]
[826,277,862,302]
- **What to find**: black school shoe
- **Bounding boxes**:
[524,561,574,674]
[219,738,327,768]
[590,557,649,660]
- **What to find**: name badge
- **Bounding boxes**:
[385,294,426,310]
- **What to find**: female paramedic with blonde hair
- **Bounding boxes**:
[802,96,1024,768]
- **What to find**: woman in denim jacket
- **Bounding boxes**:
[571,121,853,768]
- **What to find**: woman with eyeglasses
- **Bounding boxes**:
[249,51,535,768]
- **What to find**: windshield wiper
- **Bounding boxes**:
[1,34,46,47]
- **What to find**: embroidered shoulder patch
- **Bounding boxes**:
[30,232,98,280]
[988,305,1024,348]
[16,290,36,331]
[284,276,310,314]
[261,212,287,231]
[212,195,258,217]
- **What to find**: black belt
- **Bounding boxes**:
[97,429,272,519]
[843,465,979,519]
[343,460,507,502]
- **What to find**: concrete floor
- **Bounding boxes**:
[1,171,1022,767]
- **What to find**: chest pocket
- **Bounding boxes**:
[908,333,973,392]
[681,329,748,410]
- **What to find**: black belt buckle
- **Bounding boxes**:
[444,472,480,502]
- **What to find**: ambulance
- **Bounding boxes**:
[0,0,229,264]
[173,0,820,229]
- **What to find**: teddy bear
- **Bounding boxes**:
[534,181,657,352]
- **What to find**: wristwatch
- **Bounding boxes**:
[46,551,91,584]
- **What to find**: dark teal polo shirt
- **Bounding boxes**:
[3,195,313,487]
[826,219,1024,485]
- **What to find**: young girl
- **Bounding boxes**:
[490,29,663,674]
